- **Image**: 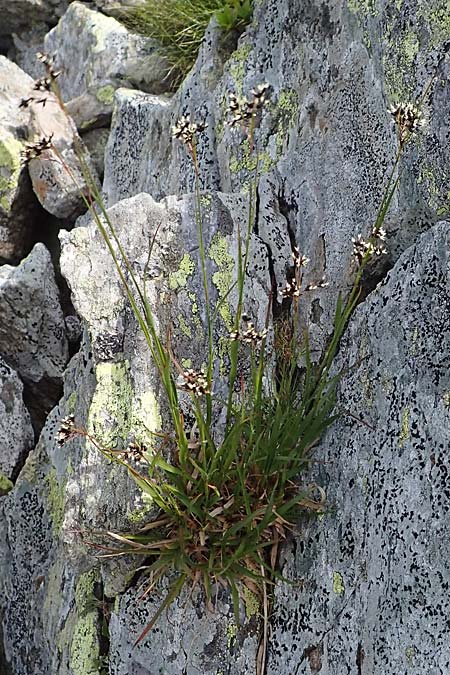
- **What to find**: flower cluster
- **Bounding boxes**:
[177,369,210,396]
[20,134,54,165]
[18,52,60,110]
[304,277,329,291]
[229,314,267,347]
[352,225,387,264]
[226,83,270,128]
[292,246,309,269]
[280,278,301,299]
[172,116,208,145]
[115,441,148,467]
[388,102,424,144]
[56,415,75,446]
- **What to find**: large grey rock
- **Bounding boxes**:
[0,56,40,264]
[0,243,69,430]
[0,358,34,484]
[2,0,450,673]
[0,55,98,230]
[104,0,449,354]
[0,190,269,674]
[45,2,172,114]
[26,90,100,220]
[267,221,450,674]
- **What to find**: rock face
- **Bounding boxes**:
[1,0,450,673]
[0,56,40,264]
[45,2,171,107]
[0,243,69,430]
[0,358,34,483]
[268,221,450,674]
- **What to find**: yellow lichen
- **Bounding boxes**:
[209,235,234,330]
[332,571,345,595]
[169,253,195,290]
[399,407,410,448]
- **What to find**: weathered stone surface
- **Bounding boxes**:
[104,0,449,354]
[2,0,450,673]
[0,243,69,432]
[0,55,98,228]
[45,2,172,108]
[268,221,450,674]
[0,357,33,484]
[26,89,100,219]
[81,128,110,179]
[0,0,70,38]
[0,56,40,264]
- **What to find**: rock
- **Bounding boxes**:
[66,90,114,132]
[0,55,98,234]
[0,0,70,39]
[10,24,48,80]
[0,56,41,264]
[268,221,450,674]
[26,88,100,220]
[0,358,34,484]
[80,127,110,180]
[0,243,69,429]
[44,2,172,111]
[104,0,449,355]
[2,0,450,673]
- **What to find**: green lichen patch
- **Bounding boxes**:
[273,89,299,159]
[226,621,237,648]
[229,138,273,176]
[169,253,195,290]
[332,571,345,595]
[228,44,252,95]
[399,407,410,448]
[130,390,162,448]
[46,468,66,534]
[70,570,101,675]
[242,586,259,619]
[0,137,23,212]
[67,391,78,415]
[127,492,153,524]
[0,472,13,495]
[347,0,378,17]
[88,362,134,447]
[96,84,116,105]
[209,234,234,330]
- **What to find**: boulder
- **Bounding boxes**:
[0,56,40,264]
[268,221,450,675]
[0,358,34,485]
[44,2,172,117]
[104,0,449,355]
[0,243,69,429]
[0,0,70,39]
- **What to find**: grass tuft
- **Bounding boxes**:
[118,0,254,87]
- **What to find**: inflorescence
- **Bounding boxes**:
[172,116,208,145]
[19,52,60,110]
[57,415,76,446]
[20,134,54,165]
[352,225,387,264]
[226,83,270,129]
[177,368,210,397]
[388,102,424,145]
[229,314,267,347]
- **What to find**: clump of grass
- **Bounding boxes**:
[118,0,253,87]
[24,52,427,671]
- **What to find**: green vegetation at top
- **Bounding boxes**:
[119,0,253,87]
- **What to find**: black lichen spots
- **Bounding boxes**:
[266,224,450,674]
[93,332,124,362]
